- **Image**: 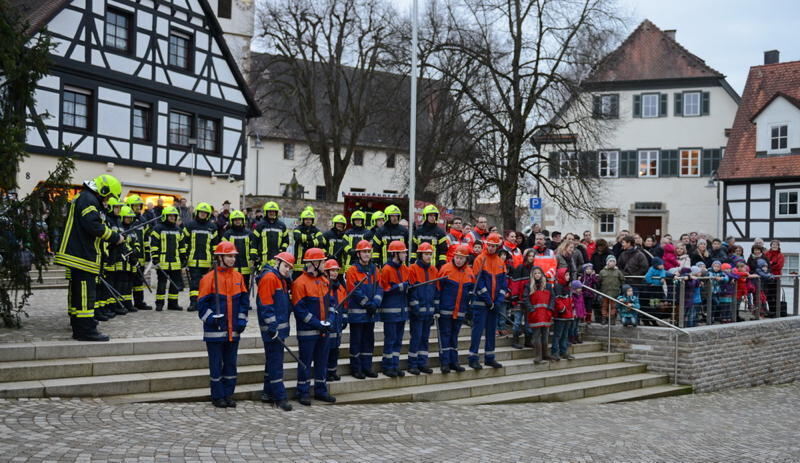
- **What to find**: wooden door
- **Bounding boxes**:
[634,216,662,240]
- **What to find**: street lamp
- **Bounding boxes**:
[188,137,197,205]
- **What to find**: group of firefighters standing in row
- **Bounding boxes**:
[56,174,545,410]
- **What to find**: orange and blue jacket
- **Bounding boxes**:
[292,271,332,338]
[472,251,508,308]
[345,262,383,323]
[437,262,475,319]
[409,260,440,318]
[379,260,410,322]
[197,266,249,342]
[256,266,291,340]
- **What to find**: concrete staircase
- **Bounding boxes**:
[29,267,68,290]
[0,326,691,404]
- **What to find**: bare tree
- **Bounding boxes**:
[436,0,624,229]
[253,0,403,201]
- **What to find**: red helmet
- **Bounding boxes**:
[417,242,434,253]
[484,233,502,246]
[388,240,407,253]
[275,252,295,266]
[323,259,340,271]
[355,240,372,252]
[454,245,471,257]
[303,248,326,262]
[214,241,238,255]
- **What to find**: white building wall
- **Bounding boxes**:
[753,97,800,154]
[245,139,407,200]
[541,84,738,239]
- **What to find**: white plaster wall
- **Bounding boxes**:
[753,97,800,153]
[17,154,243,210]
[245,139,407,200]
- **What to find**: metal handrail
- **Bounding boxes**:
[579,283,688,386]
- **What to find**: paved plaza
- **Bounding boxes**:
[0,383,799,462]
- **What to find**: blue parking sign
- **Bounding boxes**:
[529,197,542,209]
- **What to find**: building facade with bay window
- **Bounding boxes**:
[538,20,739,240]
[12,0,259,208]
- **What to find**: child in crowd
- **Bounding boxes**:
[580,263,598,324]
[616,284,640,327]
[754,258,776,317]
[551,268,574,361]
[599,255,625,325]
[569,280,585,344]
[642,257,666,325]
[467,242,482,266]
[523,266,554,364]
[708,260,731,323]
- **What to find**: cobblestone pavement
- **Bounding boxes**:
[1,285,201,343]
[1,383,800,462]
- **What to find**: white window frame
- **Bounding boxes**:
[679,149,701,177]
[683,91,701,117]
[598,150,619,178]
[638,150,659,177]
[559,151,578,177]
[641,93,659,118]
[599,212,616,235]
[776,189,800,217]
[770,124,789,153]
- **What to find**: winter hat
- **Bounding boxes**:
[680,267,693,275]
[556,267,569,285]
[582,262,594,271]
[720,263,732,271]
[712,260,722,267]
[690,265,701,274]
[651,257,663,267]
[757,258,769,268]
[570,280,583,290]
[696,262,707,269]
[621,284,633,293]
[606,255,617,264]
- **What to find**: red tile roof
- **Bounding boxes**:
[719,60,800,181]
[586,20,724,82]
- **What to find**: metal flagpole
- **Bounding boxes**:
[408,0,418,247]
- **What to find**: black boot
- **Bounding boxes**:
[74,331,110,342]
[524,333,533,348]
[364,370,378,378]
[395,369,405,377]
[440,365,451,374]
[260,393,273,403]
[275,399,293,411]
[125,301,137,313]
[212,398,227,408]
[298,396,312,406]
[327,372,341,382]
[187,300,197,312]
[314,393,336,403]
[136,302,153,311]
[155,302,164,312]
[94,311,110,322]
[485,360,503,369]
[512,334,523,349]
[420,366,433,374]
[383,369,397,378]
[352,371,366,380]
[468,359,483,370]
[224,397,237,408]
[167,303,183,311]
[451,364,466,372]
[408,367,421,375]
[112,304,127,315]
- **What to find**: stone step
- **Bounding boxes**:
[0,336,515,381]
[0,327,601,362]
[30,283,68,290]
[568,384,693,404]
[445,372,670,404]
[0,343,542,398]
[332,361,647,404]
[102,351,625,404]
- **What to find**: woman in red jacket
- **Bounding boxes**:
[522,266,554,364]
[765,240,785,316]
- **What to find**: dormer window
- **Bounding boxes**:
[771,124,788,151]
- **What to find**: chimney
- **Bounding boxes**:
[764,50,780,65]
[664,29,676,40]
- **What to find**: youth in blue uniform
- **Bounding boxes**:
[378,240,410,377]
[344,240,383,379]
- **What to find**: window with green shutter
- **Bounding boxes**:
[548,152,560,179]
[660,150,679,176]
[659,93,668,117]
[702,91,710,115]
[674,93,683,116]
[619,151,638,177]
[701,148,722,175]
[633,95,641,118]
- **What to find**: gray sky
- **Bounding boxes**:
[393,0,800,95]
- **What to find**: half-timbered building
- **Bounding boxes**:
[719,51,800,275]
[13,0,260,208]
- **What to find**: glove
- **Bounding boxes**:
[319,321,331,333]
[465,311,473,323]
[395,282,407,292]
[235,319,247,333]
[366,303,377,316]
[265,328,278,340]
[433,312,440,320]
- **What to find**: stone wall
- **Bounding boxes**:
[585,317,800,392]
